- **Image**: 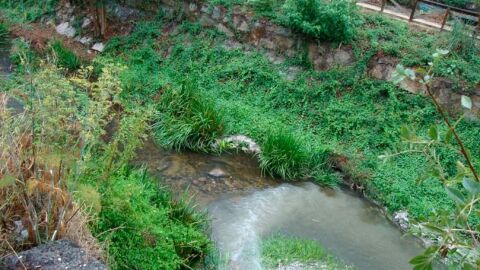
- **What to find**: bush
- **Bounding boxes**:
[153,81,225,152]
[281,0,360,42]
[95,168,210,270]
[49,41,81,71]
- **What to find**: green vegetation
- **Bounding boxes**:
[261,235,354,269]
[0,23,7,45]
[95,168,210,270]
[153,81,225,152]
[48,40,82,71]
[0,0,58,24]
[0,39,211,268]
[282,0,360,42]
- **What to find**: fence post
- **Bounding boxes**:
[409,0,419,22]
[440,7,450,31]
[381,0,386,13]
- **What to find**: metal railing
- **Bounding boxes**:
[379,0,480,31]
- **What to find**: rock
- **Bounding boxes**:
[199,14,215,27]
[91,43,105,52]
[333,48,354,66]
[208,168,227,178]
[75,36,93,45]
[111,4,142,22]
[212,7,222,20]
[393,211,410,231]
[82,17,92,28]
[216,135,261,154]
[1,240,106,270]
[238,21,249,32]
[200,5,210,14]
[55,22,76,38]
[189,3,197,12]
[216,24,234,37]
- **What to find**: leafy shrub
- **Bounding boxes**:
[95,168,210,270]
[153,81,225,151]
[49,41,81,71]
[281,0,360,42]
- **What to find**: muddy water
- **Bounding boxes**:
[136,140,426,270]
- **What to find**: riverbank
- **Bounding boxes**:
[1,0,479,268]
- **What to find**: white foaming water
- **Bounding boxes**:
[208,183,425,270]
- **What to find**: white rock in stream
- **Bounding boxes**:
[393,211,410,231]
[55,22,76,38]
[208,168,227,178]
[215,135,261,154]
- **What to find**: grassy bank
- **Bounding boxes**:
[92,6,480,225]
[0,33,211,269]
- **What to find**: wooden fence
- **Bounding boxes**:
[379,0,480,31]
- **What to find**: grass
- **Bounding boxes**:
[48,41,82,71]
[94,167,211,270]
[0,23,8,46]
[153,81,225,152]
[93,14,480,225]
[261,234,354,269]
[0,0,58,24]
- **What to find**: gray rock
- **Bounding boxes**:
[55,22,76,38]
[91,42,105,52]
[216,24,234,37]
[1,240,106,270]
[238,21,249,32]
[393,211,410,231]
[82,17,92,28]
[75,36,93,45]
[212,7,222,20]
[189,3,197,12]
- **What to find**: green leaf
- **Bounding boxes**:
[444,129,453,144]
[0,174,16,188]
[428,125,438,141]
[461,95,472,110]
[445,186,465,205]
[462,178,480,195]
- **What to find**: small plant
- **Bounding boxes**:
[281,0,360,42]
[153,81,225,152]
[48,41,81,71]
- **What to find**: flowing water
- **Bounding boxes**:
[136,141,428,270]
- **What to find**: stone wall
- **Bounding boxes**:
[165,0,479,118]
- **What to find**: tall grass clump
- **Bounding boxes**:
[0,23,8,46]
[259,131,308,179]
[261,235,353,269]
[153,81,225,152]
[48,41,81,71]
[282,0,360,42]
[0,0,58,24]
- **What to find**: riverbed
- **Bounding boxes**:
[135,140,427,270]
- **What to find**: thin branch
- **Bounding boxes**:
[425,84,480,182]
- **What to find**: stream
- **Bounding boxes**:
[136,140,427,270]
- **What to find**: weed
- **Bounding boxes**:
[261,234,353,269]
[94,167,210,270]
[260,130,308,179]
[281,0,360,42]
[153,81,225,152]
[48,41,81,71]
